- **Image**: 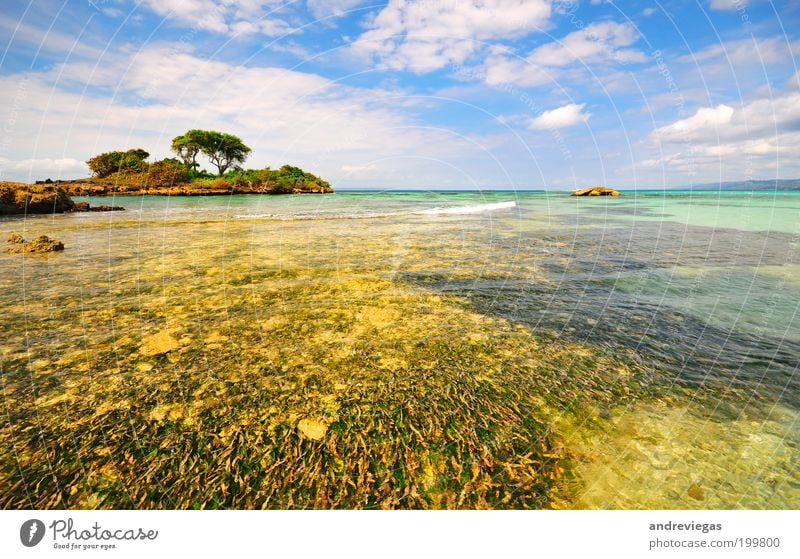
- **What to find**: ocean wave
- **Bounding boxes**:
[414,201,517,215]
[233,211,406,220]
[233,200,517,220]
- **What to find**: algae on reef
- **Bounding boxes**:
[0,216,659,510]
[5,234,64,253]
[3,208,795,510]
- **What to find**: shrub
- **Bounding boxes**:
[231,174,250,189]
[87,149,149,178]
[147,159,190,187]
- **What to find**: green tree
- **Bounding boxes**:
[87,148,149,178]
[199,131,251,176]
[170,130,205,170]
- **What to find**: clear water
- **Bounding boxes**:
[1,190,798,508]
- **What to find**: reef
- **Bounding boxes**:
[5,234,65,253]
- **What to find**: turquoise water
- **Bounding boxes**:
[60,189,800,233]
[3,189,799,508]
[28,189,796,407]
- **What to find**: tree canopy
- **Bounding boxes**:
[170,130,205,170]
[86,149,149,178]
[82,131,331,193]
[171,130,251,176]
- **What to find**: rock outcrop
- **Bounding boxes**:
[0,182,75,214]
[571,186,621,196]
[5,234,65,254]
[58,180,333,197]
[72,201,125,212]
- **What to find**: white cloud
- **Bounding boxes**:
[529,103,589,129]
[639,153,687,169]
[350,0,551,72]
[0,157,87,182]
[677,37,800,66]
[787,70,800,90]
[0,43,488,186]
[268,40,314,59]
[484,51,552,87]
[306,0,371,19]
[709,0,748,10]
[340,163,377,175]
[101,7,124,18]
[644,92,800,180]
[654,104,735,141]
[529,21,643,66]
[484,21,645,86]
[0,14,103,59]
[139,0,291,36]
[653,92,800,144]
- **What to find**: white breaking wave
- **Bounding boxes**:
[233,201,516,220]
[233,211,406,220]
[415,201,516,215]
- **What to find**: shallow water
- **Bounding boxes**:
[1,190,798,508]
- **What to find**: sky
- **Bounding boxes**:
[0,0,798,190]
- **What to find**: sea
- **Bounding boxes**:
[1,189,798,508]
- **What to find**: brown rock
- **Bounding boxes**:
[0,182,75,214]
[571,186,621,197]
[6,235,65,254]
[297,418,328,441]
[139,330,180,356]
[687,482,705,501]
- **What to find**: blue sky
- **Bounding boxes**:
[0,0,798,189]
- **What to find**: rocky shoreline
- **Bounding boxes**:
[59,179,332,197]
[1,176,332,216]
[0,182,75,215]
[0,182,130,215]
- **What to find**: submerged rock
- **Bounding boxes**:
[687,482,705,501]
[571,186,621,197]
[72,202,124,212]
[139,330,180,356]
[297,418,328,441]
[5,235,65,254]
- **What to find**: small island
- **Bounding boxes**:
[0,129,332,215]
[571,186,621,196]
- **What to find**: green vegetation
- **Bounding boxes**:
[69,130,331,195]
[223,165,331,194]
[171,130,251,176]
[170,130,204,171]
[0,218,654,508]
[86,159,190,191]
[87,149,150,178]
[1,196,797,509]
